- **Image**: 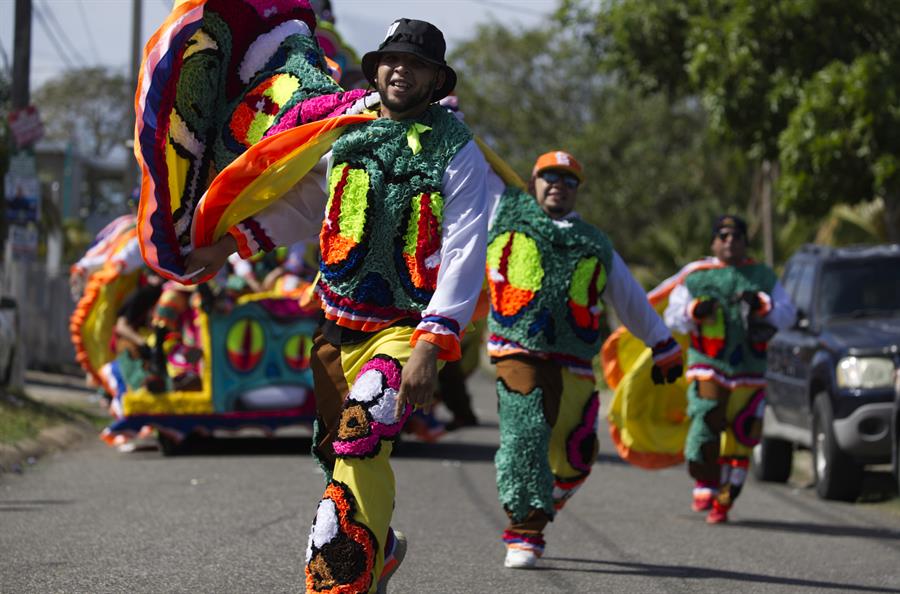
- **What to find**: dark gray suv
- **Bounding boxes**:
[754,244,900,501]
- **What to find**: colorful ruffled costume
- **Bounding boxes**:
[135,6,492,591]
[663,258,794,521]
[486,186,675,559]
[603,254,794,521]
[69,219,143,395]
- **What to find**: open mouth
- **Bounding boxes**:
[390,78,412,92]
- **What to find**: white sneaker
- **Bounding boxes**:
[504,547,539,569]
[376,530,407,594]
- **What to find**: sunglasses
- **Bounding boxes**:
[716,230,744,241]
[539,170,580,189]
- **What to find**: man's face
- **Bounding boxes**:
[533,168,580,219]
[375,52,443,119]
[711,227,747,265]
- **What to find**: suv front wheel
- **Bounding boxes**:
[812,393,863,501]
[752,436,793,483]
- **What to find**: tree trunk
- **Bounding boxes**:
[883,195,899,243]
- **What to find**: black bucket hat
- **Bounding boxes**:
[712,214,748,239]
[361,18,457,102]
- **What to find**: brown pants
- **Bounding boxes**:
[309,330,350,471]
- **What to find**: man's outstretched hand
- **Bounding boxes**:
[651,337,683,385]
[395,340,441,417]
[185,234,238,280]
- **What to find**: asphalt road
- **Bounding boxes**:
[2,371,900,594]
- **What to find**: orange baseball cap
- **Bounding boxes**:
[532,150,584,183]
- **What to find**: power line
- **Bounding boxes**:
[466,0,550,17]
[76,0,103,63]
[38,0,88,66]
[32,2,77,70]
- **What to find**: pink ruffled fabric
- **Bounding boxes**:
[264,89,370,137]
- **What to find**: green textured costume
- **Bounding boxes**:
[487,188,613,365]
[684,264,777,377]
[489,189,612,557]
[495,380,554,520]
[318,104,472,323]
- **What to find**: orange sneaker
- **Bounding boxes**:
[706,501,729,524]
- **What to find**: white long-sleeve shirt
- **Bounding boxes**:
[663,258,796,334]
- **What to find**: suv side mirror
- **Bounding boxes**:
[795,309,810,330]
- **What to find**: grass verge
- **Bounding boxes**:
[0,389,108,444]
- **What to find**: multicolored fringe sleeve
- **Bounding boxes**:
[134,0,346,283]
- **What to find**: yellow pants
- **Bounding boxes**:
[305,326,418,594]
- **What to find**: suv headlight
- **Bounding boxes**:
[835,357,895,389]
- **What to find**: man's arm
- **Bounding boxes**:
[399,141,490,413]
[605,251,682,384]
[186,156,330,277]
[605,251,672,346]
[663,283,697,335]
[759,280,796,329]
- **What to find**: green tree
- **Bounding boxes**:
[33,67,131,158]
[452,22,751,284]
[592,0,900,243]
[778,53,900,241]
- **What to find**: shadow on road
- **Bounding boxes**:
[541,557,900,593]
[0,499,77,512]
[134,436,634,466]
[144,436,315,457]
[736,518,900,542]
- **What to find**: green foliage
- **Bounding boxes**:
[779,53,900,239]
[594,0,900,239]
[0,389,106,444]
[452,21,750,285]
[33,67,131,158]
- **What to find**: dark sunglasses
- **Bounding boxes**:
[539,170,580,189]
[716,230,744,241]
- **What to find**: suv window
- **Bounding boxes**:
[781,260,800,298]
[792,261,816,315]
[818,257,900,319]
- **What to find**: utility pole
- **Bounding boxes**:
[122,0,142,197]
[11,0,31,111]
[4,0,32,285]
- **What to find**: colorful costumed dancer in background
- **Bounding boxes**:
[185,18,490,594]
[663,215,794,523]
[486,151,683,569]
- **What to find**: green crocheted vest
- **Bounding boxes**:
[684,263,778,375]
[318,105,472,319]
[487,188,613,362]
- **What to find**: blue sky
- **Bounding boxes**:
[0,0,557,89]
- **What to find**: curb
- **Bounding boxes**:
[0,420,98,475]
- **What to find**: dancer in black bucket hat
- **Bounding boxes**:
[186,16,492,594]
[361,18,457,102]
